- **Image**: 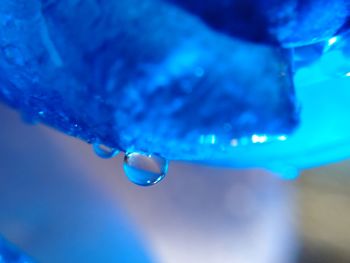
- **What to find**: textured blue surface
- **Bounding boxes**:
[202,29,350,170]
[167,0,350,46]
[0,0,299,163]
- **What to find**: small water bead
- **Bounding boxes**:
[93,143,120,159]
[123,152,168,187]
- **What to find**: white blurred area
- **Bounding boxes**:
[0,105,297,263]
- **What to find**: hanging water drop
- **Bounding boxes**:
[93,143,120,159]
[123,152,168,186]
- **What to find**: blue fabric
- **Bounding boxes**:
[0,0,329,162]
[167,0,349,46]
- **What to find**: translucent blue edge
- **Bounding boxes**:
[207,36,350,170]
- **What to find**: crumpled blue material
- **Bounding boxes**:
[167,0,349,46]
[2,0,339,162]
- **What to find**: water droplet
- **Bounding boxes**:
[93,143,120,159]
[123,152,168,186]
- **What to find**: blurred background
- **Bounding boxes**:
[0,103,349,263]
